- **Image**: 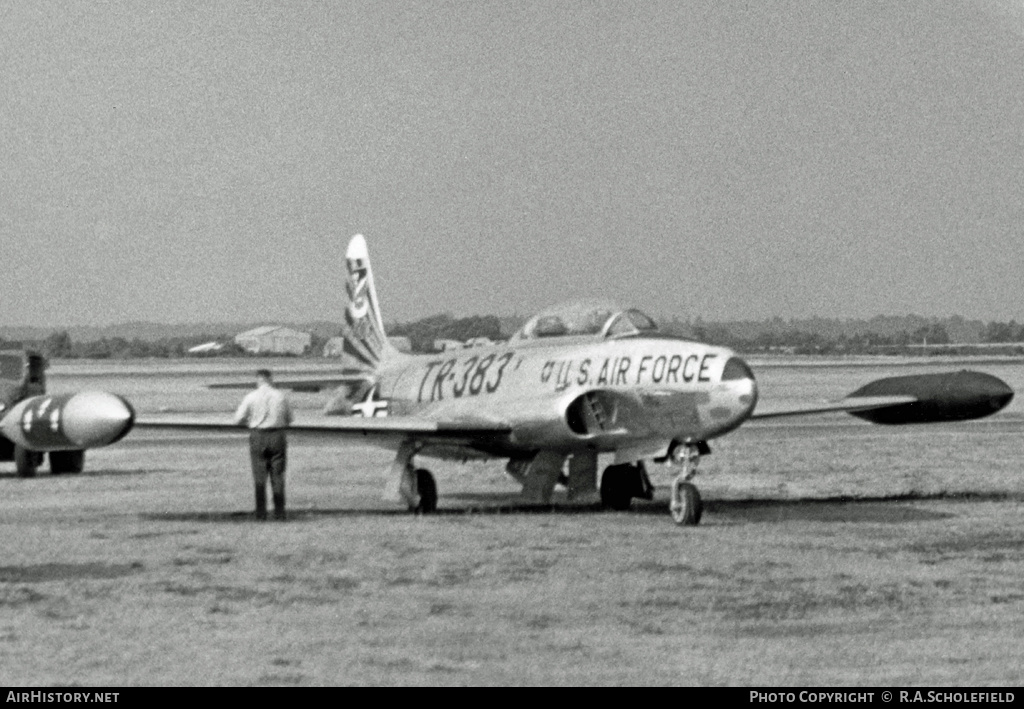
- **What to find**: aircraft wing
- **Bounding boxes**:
[751,370,1014,425]
[134,413,512,448]
[749,395,917,420]
[207,374,371,393]
[569,389,916,437]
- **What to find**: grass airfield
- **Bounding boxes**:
[1,359,1023,686]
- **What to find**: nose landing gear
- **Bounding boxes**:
[668,442,704,526]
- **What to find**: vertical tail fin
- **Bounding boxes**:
[342,234,398,373]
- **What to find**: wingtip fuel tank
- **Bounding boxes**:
[0,391,135,451]
[848,370,1014,424]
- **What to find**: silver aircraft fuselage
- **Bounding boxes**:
[326,335,758,459]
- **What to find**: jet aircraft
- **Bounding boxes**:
[137,235,1014,525]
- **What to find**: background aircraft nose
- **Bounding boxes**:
[0,391,135,451]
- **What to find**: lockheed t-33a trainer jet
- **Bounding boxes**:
[138,235,1014,526]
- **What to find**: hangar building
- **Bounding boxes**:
[234,326,311,355]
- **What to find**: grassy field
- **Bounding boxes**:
[0,359,1022,685]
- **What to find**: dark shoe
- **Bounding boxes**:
[255,510,267,521]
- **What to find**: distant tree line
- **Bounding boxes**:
[673,323,956,355]
[4,316,1024,359]
[663,318,1024,355]
[5,331,247,359]
[389,314,1024,355]
[388,314,504,352]
[978,320,1024,343]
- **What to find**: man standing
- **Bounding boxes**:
[234,369,293,520]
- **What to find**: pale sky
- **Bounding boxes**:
[2,1,1023,326]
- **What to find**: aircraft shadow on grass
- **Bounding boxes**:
[134,491,1024,525]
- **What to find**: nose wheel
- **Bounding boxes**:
[670,479,702,526]
[668,443,704,526]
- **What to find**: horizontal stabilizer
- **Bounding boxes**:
[208,372,373,393]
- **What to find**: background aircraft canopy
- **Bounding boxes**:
[512,300,659,341]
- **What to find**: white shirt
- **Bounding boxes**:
[234,383,293,429]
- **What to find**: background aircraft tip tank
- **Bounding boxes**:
[1,391,136,451]
[847,370,1013,424]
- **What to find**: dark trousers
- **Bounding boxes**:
[249,429,287,519]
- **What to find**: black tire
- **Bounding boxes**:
[413,468,437,514]
[600,464,635,511]
[50,450,85,475]
[14,446,40,478]
[670,481,703,526]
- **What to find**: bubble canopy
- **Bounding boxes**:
[511,300,659,341]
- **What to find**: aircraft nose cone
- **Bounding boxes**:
[62,391,136,447]
[722,356,759,416]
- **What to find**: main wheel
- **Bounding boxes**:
[14,446,40,478]
[412,468,437,514]
[669,480,703,526]
[600,464,636,511]
[50,450,85,475]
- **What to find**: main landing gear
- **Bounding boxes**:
[599,462,654,511]
[411,468,437,514]
[389,441,438,514]
[668,442,703,526]
[13,448,85,477]
[50,450,86,475]
[398,466,438,514]
[14,446,43,478]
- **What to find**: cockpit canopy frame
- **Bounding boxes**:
[511,300,659,343]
